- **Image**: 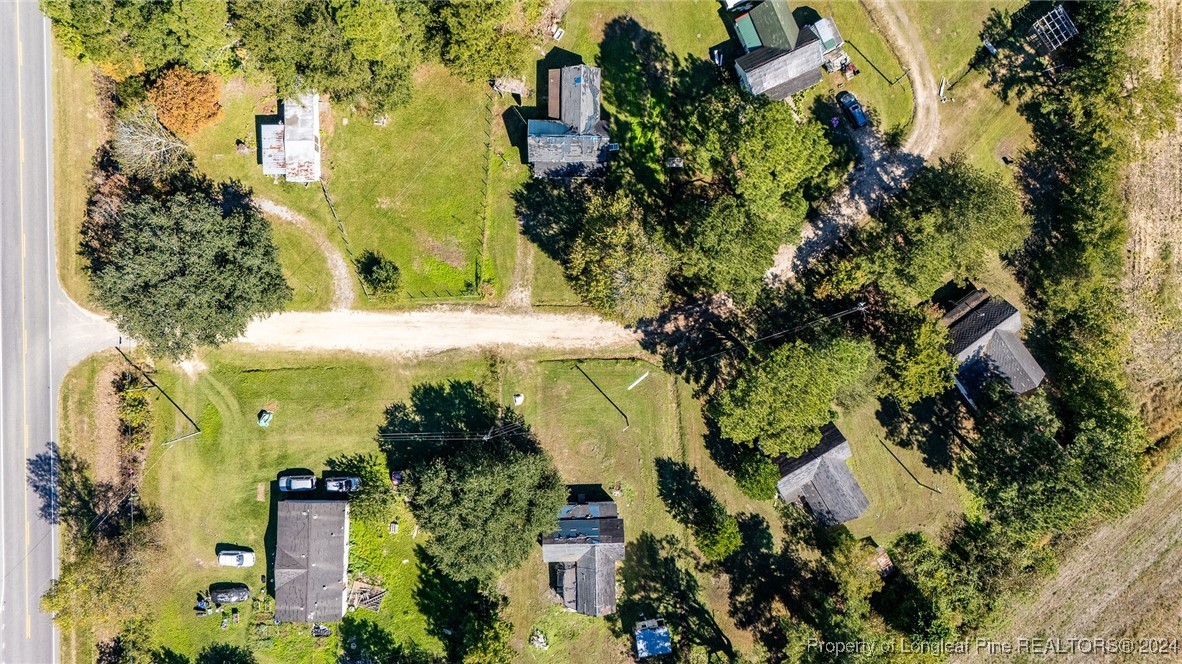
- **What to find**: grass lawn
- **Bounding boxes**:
[191,66,503,304]
[52,44,104,310]
[798,1,914,134]
[271,223,334,311]
[59,349,779,662]
[839,398,973,544]
[896,0,1031,172]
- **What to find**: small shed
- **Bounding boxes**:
[635,618,673,659]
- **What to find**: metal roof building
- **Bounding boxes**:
[776,424,869,526]
[541,490,625,617]
[274,499,349,623]
[259,93,321,183]
[729,0,843,100]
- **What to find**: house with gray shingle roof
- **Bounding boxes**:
[727,0,844,100]
[939,284,1045,406]
[274,499,349,623]
[541,487,624,617]
[777,424,868,526]
[527,64,611,178]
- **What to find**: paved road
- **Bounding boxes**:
[1,4,117,663]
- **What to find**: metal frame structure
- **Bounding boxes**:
[1032,4,1079,53]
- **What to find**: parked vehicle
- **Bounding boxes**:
[279,475,316,492]
[209,584,250,604]
[217,550,256,567]
[325,476,361,493]
[836,91,870,128]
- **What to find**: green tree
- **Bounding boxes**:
[43,0,236,77]
[695,504,742,561]
[355,250,402,297]
[432,1,533,82]
[566,191,671,322]
[326,453,395,524]
[80,183,292,359]
[410,444,565,581]
[962,384,1087,538]
[230,0,425,111]
[855,155,1028,301]
[872,305,956,406]
[712,337,875,456]
[380,381,566,582]
[195,644,257,664]
[674,89,832,298]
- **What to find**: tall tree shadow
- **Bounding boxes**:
[414,548,505,662]
[611,532,735,660]
[875,393,967,473]
[654,458,725,531]
[338,614,444,664]
[377,380,535,471]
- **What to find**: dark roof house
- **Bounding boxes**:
[776,424,869,526]
[729,0,844,100]
[939,285,1045,405]
[540,488,625,617]
[274,500,349,623]
[527,64,610,178]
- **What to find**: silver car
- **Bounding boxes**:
[217,550,256,567]
[278,475,316,492]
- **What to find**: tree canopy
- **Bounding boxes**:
[712,337,874,457]
[674,88,832,298]
[43,0,236,78]
[230,0,428,111]
[565,191,671,323]
[853,155,1029,301]
[379,381,566,582]
[81,181,291,359]
[148,66,223,136]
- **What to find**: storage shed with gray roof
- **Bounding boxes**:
[541,489,625,617]
[274,500,349,623]
[939,285,1045,405]
[777,424,869,526]
[527,64,610,178]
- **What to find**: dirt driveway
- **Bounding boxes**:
[767,0,943,282]
[235,308,639,356]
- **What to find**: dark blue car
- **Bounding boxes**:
[836,91,870,129]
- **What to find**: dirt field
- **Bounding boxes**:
[954,454,1182,664]
[1124,2,1182,441]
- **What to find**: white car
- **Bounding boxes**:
[218,550,256,567]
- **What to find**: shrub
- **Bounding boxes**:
[356,250,402,297]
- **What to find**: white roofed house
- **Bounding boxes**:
[258,92,322,183]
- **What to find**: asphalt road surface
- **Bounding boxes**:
[1,4,117,663]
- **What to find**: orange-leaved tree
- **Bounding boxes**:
[148,66,223,136]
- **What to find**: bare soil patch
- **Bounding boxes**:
[90,362,123,486]
[954,456,1182,664]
